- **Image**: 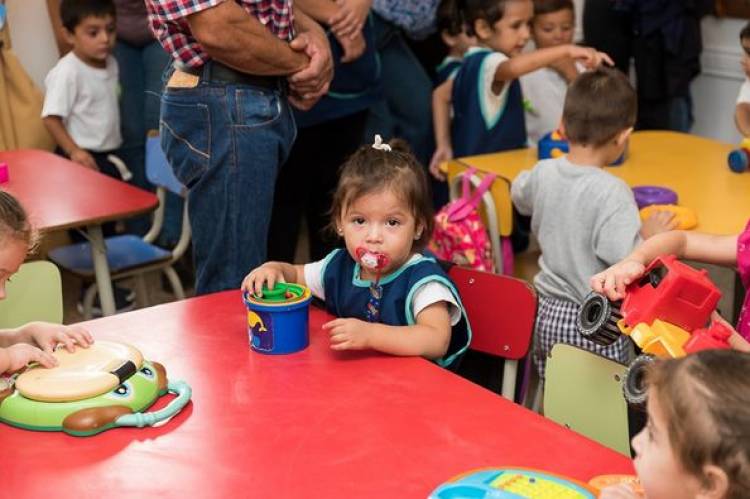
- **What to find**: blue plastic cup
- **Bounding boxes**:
[243,284,312,355]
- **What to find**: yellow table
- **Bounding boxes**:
[447,131,749,236]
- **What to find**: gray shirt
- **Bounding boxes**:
[511,157,642,303]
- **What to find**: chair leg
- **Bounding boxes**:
[134,275,149,308]
[83,284,98,321]
[501,360,517,401]
[163,266,185,300]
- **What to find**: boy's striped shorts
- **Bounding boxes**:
[533,294,632,380]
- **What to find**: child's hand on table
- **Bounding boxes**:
[242,263,286,296]
[22,322,93,354]
[323,317,371,350]
[3,343,58,372]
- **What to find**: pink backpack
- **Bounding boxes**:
[429,168,513,274]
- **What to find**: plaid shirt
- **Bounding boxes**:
[145,0,294,68]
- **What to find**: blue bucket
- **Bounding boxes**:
[243,283,312,355]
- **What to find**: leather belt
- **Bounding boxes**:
[177,61,280,90]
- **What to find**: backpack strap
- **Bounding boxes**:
[448,170,497,222]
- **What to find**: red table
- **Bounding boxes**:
[0,150,158,316]
[2,292,634,497]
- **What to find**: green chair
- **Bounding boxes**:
[0,261,63,328]
[543,343,631,456]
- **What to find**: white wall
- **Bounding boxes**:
[6,0,59,90]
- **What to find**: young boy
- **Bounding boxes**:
[42,0,120,174]
[511,67,675,378]
[735,21,750,137]
[520,0,580,146]
[434,0,476,88]
[42,0,134,314]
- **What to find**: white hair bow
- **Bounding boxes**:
[371,134,392,152]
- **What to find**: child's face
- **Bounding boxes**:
[484,0,533,56]
[0,237,27,300]
[631,392,703,499]
[66,14,116,68]
[338,189,421,280]
[741,37,750,79]
[531,8,575,49]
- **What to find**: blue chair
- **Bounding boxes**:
[49,134,191,318]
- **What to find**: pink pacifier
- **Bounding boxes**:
[356,247,390,275]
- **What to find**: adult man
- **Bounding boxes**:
[146,0,333,294]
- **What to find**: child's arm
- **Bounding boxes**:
[429,79,454,181]
[639,210,677,239]
[591,230,739,301]
[242,261,306,296]
[492,45,612,94]
[42,116,98,170]
[323,301,452,359]
[735,102,750,137]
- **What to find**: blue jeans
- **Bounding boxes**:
[364,14,433,167]
[114,41,184,241]
[160,73,296,294]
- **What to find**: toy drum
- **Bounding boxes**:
[243,283,312,355]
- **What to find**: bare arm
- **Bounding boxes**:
[429,79,454,180]
[187,1,308,76]
[42,116,97,169]
[295,0,339,23]
[324,302,452,360]
[46,0,72,55]
[735,103,750,137]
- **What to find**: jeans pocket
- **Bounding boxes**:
[160,98,210,188]
[234,88,282,128]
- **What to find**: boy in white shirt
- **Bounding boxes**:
[42,0,121,173]
[735,21,750,137]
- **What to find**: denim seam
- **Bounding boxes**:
[232,89,283,129]
[159,110,211,159]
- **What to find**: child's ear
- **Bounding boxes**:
[696,464,729,499]
[615,127,634,147]
[473,19,492,41]
[62,27,76,46]
[557,121,567,139]
[441,30,456,48]
[414,221,425,241]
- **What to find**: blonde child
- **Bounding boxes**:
[734,21,750,137]
[434,0,476,87]
[511,68,675,378]
[429,0,611,180]
[243,136,471,367]
[520,0,581,146]
[0,191,93,374]
[590,228,750,351]
[599,350,750,499]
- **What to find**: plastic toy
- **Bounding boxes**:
[537,130,626,165]
[577,255,731,405]
[632,185,678,209]
[639,204,697,230]
[0,341,191,436]
[727,138,750,172]
[429,467,597,498]
[0,161,9,183]
[243,283,312,354]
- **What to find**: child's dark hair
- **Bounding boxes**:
[60,0,116,33]
[562,67,636,147]
[741,21,750,41]
[330,138,434,251]
[533,0,574,17]
[438,0,464,37]
[458,0,516,37]
[646,350,750,499]
[0,191,38,252]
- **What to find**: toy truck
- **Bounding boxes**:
[576,255,731,404]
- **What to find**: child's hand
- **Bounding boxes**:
[336,30,366,63]
[598,483,644,499]
[4,343,58,372]
[323,318,371,350]
[640,210,677,239]
[568,45,614,69]
[23,322,93,354]
[590,259,646,301]
[710,311,750,353]
[70,148,98,170]
[329,0,371,40]
[429,146,453,181]
[242,263,285,296]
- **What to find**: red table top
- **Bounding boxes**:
[2,292,634,497]
[0,150,157,231]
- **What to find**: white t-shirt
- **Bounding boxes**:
[520,64,584,146]
[304,253,461,325]
[42,52,122,152]
[737,78,750,105]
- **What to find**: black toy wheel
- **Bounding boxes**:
[624,354,655,406]
[576,292,623,346]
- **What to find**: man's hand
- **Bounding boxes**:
[329,0,371,40]
[287,30,334,110]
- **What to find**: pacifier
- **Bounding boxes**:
[355,247,390,272]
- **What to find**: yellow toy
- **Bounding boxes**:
[639,204,697,230]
